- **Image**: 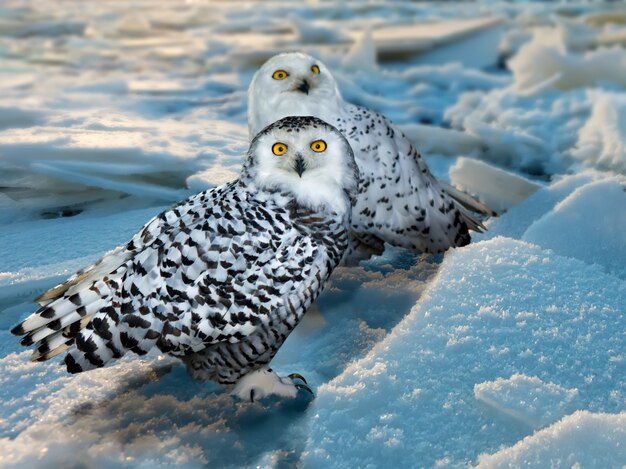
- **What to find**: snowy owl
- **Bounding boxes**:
[248,52,495,262]
[11,116,359,401]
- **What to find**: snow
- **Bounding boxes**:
[302,237,625,468]
[509,36,626,92]
[1,1,626,467]
[476,411,626,468]
[523,178,626,279]
[474,374,579,428]
[572,91,626,174]
[449,157,541,214]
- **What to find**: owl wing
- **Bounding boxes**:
[11,182,330,373]
[341,104,494,255]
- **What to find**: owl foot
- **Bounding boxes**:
[232,367,314,402]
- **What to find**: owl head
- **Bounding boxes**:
[242,116,358,214]
[248,52,343,137]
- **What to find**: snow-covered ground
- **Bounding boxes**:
[1,1,625,467]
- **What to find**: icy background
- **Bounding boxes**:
[1,1,625,467]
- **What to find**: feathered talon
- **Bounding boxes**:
[232,367,316,401]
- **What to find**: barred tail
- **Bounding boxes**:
[11,246,132,368]
[438,180,496,233]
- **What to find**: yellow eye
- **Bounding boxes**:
[272,70,289,80]
[272,142,288,155]
[310,139,327,153]
[311,64,320,75]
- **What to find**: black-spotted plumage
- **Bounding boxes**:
[334,103,488,255]
[248,53,496,262]
[11,116,357,391]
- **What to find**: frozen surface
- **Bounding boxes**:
[476,411,626,468]
[1,1,625,468]
[302,237,625,468]
[449,157,541,214]
[474,374,579,428]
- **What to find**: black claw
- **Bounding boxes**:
[288,373,308,385]
[250,389,255,403]
[295,383,314,395]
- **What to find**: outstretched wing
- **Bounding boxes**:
[12,182,330,373]
[340,104,494,254]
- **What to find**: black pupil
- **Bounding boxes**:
[315,144,320,149]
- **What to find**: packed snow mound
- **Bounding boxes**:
[475,411,626,468]
[303,237,625,467]
[474,374,578,428]
[523,178,626,278]
[572,92,626,174]
[480,172,599,241]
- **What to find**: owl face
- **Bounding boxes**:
[244,116,358,213]
[248,53,343,137]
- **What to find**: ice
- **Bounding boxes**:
[572,91,626,174]
[445,87,592,175]
[1,1,625,467]
[509,36,626,92]
[474,374,579,428]
[449,157,541,214]
[303,237,625,467]
[523,178,626,278]
[476,411,626,468]
[290,18,351,45]
[0,205,165,274]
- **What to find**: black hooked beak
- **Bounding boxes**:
[297,79,310,95]
[293,154,306,177]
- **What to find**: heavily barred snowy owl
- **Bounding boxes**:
[12,116,359,401]
[249,53,494,262]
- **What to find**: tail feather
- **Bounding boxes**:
[35,246,127,304]
[459,207,487,234]
[31,333,73,362]
[439,180,497,219]
[12,262,126,369]
[29,315,92,362]
[21,296,108,345]
[437,180,496,236]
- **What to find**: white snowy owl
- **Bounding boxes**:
[248,52,495,262]
[12,116,359,401]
